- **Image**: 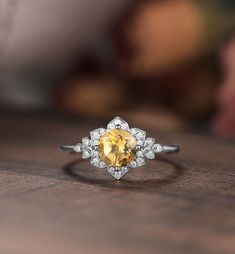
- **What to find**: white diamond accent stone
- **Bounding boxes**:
[136,129,146,139]
[107,116,129,130]
[82,137,92,147]
[92,139,99,146]
[90,129,100,139]
[99,161,107,168]
[82,148,92,159]
[90,128,106,146]
[91,157,99,166]
[91,156,106,168]
[135,157,146,167]
[130,128,146,145]
[107,166,129,179]
[152,144,164,153]
[92,150,99,157]
[90,128,106,140]
[73,143,82,152]
[144,138,155,148]
[143,147,155,159]
[136,150,144,158]
[129,160,137,168]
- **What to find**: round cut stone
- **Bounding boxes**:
[99,129,137,167]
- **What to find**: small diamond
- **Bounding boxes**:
[107,166,129,179]
[100,129,106,135]
[73,143,82,152]
[143,147,155,159]
[152,144,164,153]
[82,137,92,147]
[90,128,106,140]
[107,116,129,130]
[92,150,99,157]
[90,129,100,139]
[144,138,155,148]
[107,166,115,174]
[129,128,137,135]
[91,156,106,168]
[121,167,128,174]
[129,160,137,168]
[82,148,92,159]
[91,157,99,166]
[130,128,146,145]
[92,139,99,146]
[136,150,144,157]
[136,129,146,139]
[99,160,106,168]
[135,157,145,167]
[136,139,144,145]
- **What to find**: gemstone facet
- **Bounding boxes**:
[99,129,137,167]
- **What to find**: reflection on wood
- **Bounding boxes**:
[0,113,234,254]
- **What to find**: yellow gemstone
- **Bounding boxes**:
[99,129,137,167]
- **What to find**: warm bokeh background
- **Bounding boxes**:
[0,0,235,135]
[1,2,235,254]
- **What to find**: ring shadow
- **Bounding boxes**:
[62,157,186,192]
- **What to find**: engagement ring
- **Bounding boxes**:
[61,116,180,179]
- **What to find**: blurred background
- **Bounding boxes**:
[0,0,235,137]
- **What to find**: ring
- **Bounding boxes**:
[61,116,180,179]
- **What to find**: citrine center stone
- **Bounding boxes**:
[99,129,137,167]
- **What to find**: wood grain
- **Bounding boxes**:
[0,112,234,254]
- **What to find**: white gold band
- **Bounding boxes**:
[61,144,180,154]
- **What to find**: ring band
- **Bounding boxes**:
[61,144,179,154]
[61,116,180,179]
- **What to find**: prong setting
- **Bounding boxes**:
[73,143,83,153]
[107,116,129,130]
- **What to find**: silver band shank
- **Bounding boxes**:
[61,145,76,152]
[61,144,180,154]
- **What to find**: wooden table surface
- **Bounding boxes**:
[0,113,234,254]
